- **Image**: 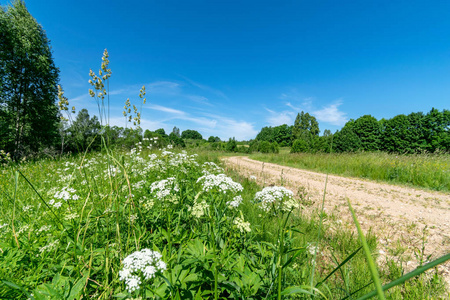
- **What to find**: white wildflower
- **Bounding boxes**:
[22,205,32,212]
[254,186,297,213]
[189,200,209,218]
[150,178,179,203]
[227,195,243,208]
[307,243,319,256]
[37,225,51,233]
[234,216,251,233]
[119,249,166,293]
[39,240,59,254]
[197,174,243,194]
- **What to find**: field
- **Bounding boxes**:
[249,149,450,192]
[0,147,448,299]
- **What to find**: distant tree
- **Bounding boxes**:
[292,111,319,139]
[290,139,309,153]
[66,109,101,152]
[169,132,185,147]
[256,126,274,142]
[0,0,60,158]
[181,129,203,140]
[352,115,381,151]
[273,124,293,146]
[172,126,181,138]
[381,114,411,153]
[423,108,450,152]
[155,128,167,138]
[333,120,361,152]
[226,137,238,152]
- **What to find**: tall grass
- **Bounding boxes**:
[249,151,450,192]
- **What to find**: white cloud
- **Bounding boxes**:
[264,108,295,126]
[312,100,348,126]
[180,75,228,100]
[200,113,258,140]
[147,104,186,115]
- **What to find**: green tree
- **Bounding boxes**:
[381,114,411,153]
[0,0,60,158]
[155,128,167,138]
[226,137,237,152]
[168,132,185,147]
[255,126,274,142]
[172,126,181,138]
[181,129,203,140]
[292,111,320,139]
[66,109,101,152]
[352,115,381,151]
[333,120,361,152]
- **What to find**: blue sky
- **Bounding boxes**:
[10,0,450,140]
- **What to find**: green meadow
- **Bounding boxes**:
[0,146,448,299]
[249,149,450,192]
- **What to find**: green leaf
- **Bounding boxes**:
[347,199,386,300]
[316,246,362,288]
[1,280,34,299]
[355,252,450,300]
[67,274,88,300]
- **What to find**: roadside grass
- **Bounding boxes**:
[249,150,450,192]
[0,147,447,299]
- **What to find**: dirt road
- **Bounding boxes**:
[222,156,450,285]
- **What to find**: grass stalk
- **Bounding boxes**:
[347,199,386,300]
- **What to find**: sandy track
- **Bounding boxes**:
[222,156,450,285]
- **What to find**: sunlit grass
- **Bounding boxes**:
[249,150,450,192]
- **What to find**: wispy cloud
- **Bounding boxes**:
[264,107,295,126]
[312,100,348,126]
[200,113,258,140]
[180,75,228,100]
[147,104,186,115]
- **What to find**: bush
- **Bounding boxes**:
[291,139,308,153]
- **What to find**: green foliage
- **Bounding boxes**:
[64,109,101,152]
[181,129,203,140]
[353,115,381,151]
[255,125,293,146]
[154,128,168,138]
[0,0,60,159]
[226,137,237,152]
[334,109,450,154]
[292,111,320,139]
[169,132,186,147]
[333,119,361,152]
[208,136,221,143]
[291,139,309,153]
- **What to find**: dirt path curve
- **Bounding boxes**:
[222,156,450,285]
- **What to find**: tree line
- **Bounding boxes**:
[253,109,450,154]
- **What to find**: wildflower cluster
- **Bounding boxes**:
[149,177,179,203]
[189,200,209,218]
[227,195,243,208]
[254,186,298,213]
[197,174,243,194]
[234,216,251,233]
[202,161,224,175]
[119,249,166,293]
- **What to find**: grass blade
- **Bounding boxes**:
[356,252,450,300]
[347,199,386,300]
[316,246,362,288]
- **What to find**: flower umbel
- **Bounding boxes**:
[119,249,166,293]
